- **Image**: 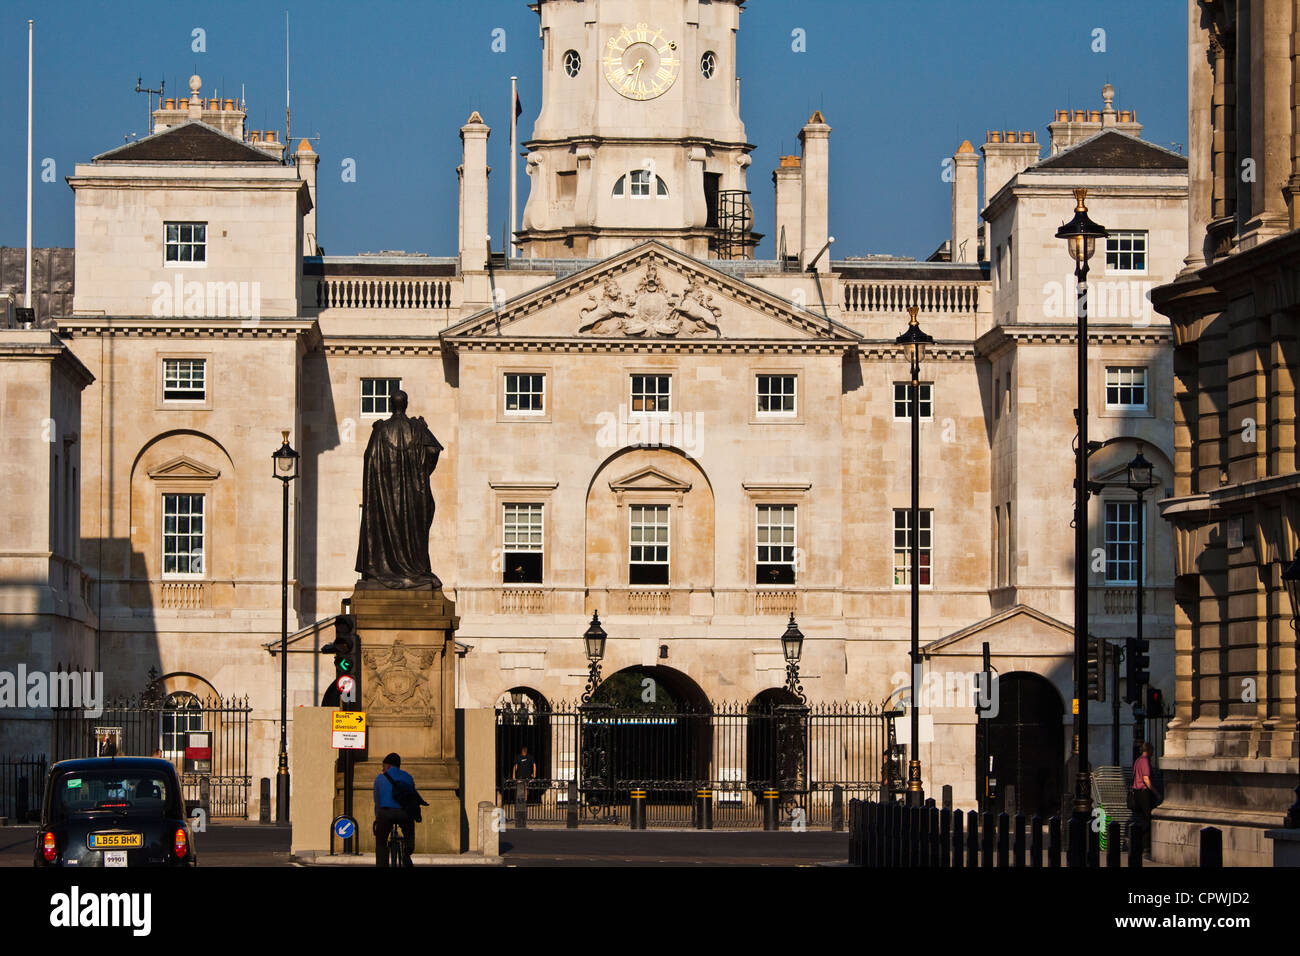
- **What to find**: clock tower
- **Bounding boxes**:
[517,0,756,259]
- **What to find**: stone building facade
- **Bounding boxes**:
[1,0,1187,822]
[1150,0,1300,866]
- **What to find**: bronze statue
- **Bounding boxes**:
[356,390,444,589]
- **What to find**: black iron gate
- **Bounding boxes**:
[52,682,251,819]
[495,700,899,828]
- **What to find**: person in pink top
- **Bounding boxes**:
[1130,741,1160,855]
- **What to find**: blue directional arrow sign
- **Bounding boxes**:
[333,815,356,840]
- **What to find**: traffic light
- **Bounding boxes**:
[1086,637,1106,702]
[1125,637,1150,702]
[321,614,360,709]
[1144,685,1164,718]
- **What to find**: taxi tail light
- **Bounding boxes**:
[174,827,189,859]
[42,831,57,862]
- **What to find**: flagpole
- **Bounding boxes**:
[510,75,518,259]
[25,18,34,309]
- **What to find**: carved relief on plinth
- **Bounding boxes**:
[578,260,722,338]
[362,638,442,724]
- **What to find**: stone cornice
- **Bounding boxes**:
[323,337,443,356]
[0,333,95,388]
[974,323,1170,358]
[447,336,854,355]
[55,317,318,340]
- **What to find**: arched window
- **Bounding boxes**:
[161,691,203,755]
[614,171,669,198]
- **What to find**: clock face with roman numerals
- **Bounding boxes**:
[602,23,680,100]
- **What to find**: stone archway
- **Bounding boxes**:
[978,671,1065,818]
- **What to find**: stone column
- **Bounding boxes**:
[1242,0,1294,246]
[458,112,491,273]
[1184,0,1214,274]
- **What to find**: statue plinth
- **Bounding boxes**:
[337,583,461,855]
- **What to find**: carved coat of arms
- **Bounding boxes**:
[578,261,721,338]
[362,639,440,721]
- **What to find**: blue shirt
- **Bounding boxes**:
[374,766,414,810]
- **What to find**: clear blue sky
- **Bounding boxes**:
[0,0,1186,261]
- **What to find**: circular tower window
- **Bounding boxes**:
[700,51,716,78]
[564,50,582,77]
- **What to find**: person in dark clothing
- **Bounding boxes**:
[1131,741,1160,856]
[373,752,415,866]
[511,746,537,803]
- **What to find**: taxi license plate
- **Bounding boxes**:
[88,833,142,849]
[104,851,127,867]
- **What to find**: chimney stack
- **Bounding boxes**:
[459,111,491,273]
[772,155,802,263]
[295,139,320,255]
[950,141,979,263]
[798,111,831,270]
[980,130,1040,206]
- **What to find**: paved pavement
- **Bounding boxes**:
[499,828,849,866]
[0,823,293,867]
[2,822,846,866]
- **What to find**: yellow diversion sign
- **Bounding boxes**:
[331,710,367,750]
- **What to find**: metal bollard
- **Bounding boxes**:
[566,779,578,829]
[259,777,271,823]
[762,789,780,831]
[1047,815,1061,868]
[981,811,995,868]
[831,785,844,832]
[1199,826,1222,868]
[698,789,713,830]
[939,808,951,868]
[941,784,953,812]
[515,780,527,830]
[1030,815,1043,868]
[966,810,979,868]
[996,812,1009,868]
[1013,813,1026,868]
[1107,820,1122,867]
[630,789,647,830]
[951,807,964,868]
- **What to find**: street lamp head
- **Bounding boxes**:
[894,306,935,372]
[1281,551,1300,627]
[1055,188,1108,266]
[781,613,804,662]
[584,611,607,661]
[1126,444,1156,493]
[271,429,299,482]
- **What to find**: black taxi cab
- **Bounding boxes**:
[33,757,196,867]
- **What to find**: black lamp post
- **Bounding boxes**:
[1056,189,1107,850]
[581,611,607,704]
[781,613,806,703]
[1126,446,1157,760]
[896,304,934,807]
[1279,552,1300,829]
[271,430,299,824]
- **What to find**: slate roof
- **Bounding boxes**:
[1031,129,1187,171]
[93,121,279,163]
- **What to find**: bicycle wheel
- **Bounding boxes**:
[389,833,401,867]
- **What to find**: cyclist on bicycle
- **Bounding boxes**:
[373,752,415,866]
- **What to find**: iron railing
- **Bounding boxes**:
[0,754,47,822]
[495,700,899,829]
[51,688,252,819]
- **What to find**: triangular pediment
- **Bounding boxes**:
[442,242,859,347]
[608,466,692,494]
[923,604,1073,658]
[147,455,221,480]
